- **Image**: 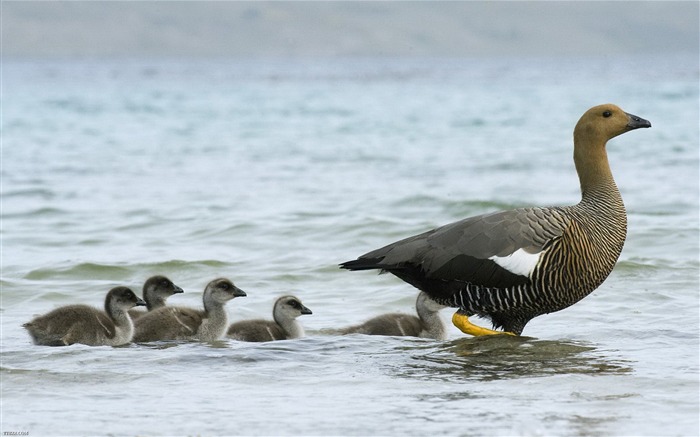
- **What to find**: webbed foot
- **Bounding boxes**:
[452,312,516,336]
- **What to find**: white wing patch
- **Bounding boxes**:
[489,248,542,277]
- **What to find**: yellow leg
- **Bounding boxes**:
[452,312,516,336]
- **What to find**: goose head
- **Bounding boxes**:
[574,103,651,145]
[273,295,312,323]
[142,275,184,309]
[203,278,247,305]
[106,286,146,314]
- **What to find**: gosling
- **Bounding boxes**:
[128,275,184,320]
[133,277,246,342]
[227,295,312,342]
[340,292,447,340]
[23,286,146,346]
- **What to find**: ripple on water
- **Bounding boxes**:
[394,336,634,382]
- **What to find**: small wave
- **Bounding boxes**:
[23,259,232,282]
[615,259,660,272]
[24,262,132,281]
[2,207,68,219]
[1,188,56,200]
[43,98,105,115]
[185,222,260,239]
[617,257,700,273]
[388,193,444,208]
[388,195,530,219]
[445,199,530,214]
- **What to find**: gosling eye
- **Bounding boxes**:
[603,111,612,118]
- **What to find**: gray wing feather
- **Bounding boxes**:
[227,320,285,342]
[133,307,203,342]
[341,314,423,337]
[361,207,569,277]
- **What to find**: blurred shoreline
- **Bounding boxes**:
[2,2,698,58]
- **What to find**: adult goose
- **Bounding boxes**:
[128,275,184,320]
[227,295,312,342]
[23,287,146,346]
[341,104,651,336]
[133,278,246,342]
[340,292,447,340]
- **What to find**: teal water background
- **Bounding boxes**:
[2,54,698,436]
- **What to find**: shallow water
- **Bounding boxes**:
[2,54,699,436]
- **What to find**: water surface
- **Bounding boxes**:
[2,54,698,436]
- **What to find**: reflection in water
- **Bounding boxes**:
[396,335,633,382]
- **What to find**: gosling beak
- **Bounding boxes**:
[135,297,147,307]
[300,305,313,315]
[625,112,651,129]
[232,286,247,298]
[173,285,184,294]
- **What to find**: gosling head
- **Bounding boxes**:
[204,278,247,304]
[574,103,651,144]
[142,275,184,309]
[106,286,146,313]
[273,295,313,322]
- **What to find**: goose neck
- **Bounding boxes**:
[417,305,446,340]
[573,135,624,207]
[105,300,134,335]
[145,295,166,311]
[276,315,304,338]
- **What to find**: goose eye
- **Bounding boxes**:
[603,111,612,118]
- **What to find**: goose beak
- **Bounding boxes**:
[135,297,147,307]
[625,112,651,129]
[300,305,313,315]
[173,286,184,294]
